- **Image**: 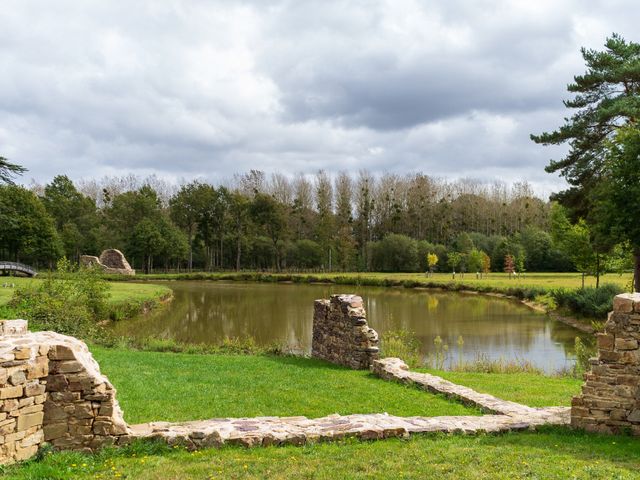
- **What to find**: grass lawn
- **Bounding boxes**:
[131,271,633,292]
[421,370,583,407]
[0,277,171,308]
[2,349,637,478]
[91,348,479,423]
[4,427,640,479]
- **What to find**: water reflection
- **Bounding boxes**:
[110,281,589,372]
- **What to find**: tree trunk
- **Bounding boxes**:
[595,254,600,289]
[274,242,281,272]
[634,248,640,293]
[188,228,193,273]
[235,236,241,271]
[581,272,585,289]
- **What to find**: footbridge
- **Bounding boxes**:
[0,261,38,277]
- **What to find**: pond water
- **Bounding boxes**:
[111,281,589,372]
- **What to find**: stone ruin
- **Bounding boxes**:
[571,293,640,435]
[0,320,129,464]
[80,249,135,275]
[312,294,379,369]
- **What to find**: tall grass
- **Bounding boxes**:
[380,330,422,367]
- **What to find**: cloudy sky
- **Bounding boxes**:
[1,0,638,196]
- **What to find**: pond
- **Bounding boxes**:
[111,281,589,372]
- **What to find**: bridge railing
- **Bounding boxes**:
[0,262,38,277]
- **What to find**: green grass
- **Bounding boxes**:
[91,347,478,423]
[106,282,171,305]
[124,271,632,291]
[0,278,170,308]
[420,370,583,407]
[4,428,640,479]
[3,349,637,478]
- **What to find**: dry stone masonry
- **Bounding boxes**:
[312,294,379,369]
[0,320,129,465]
[80,249,135,275]
[571,293,640,435]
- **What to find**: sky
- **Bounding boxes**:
[1,0,638,197]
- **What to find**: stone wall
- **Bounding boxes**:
[0,321,129,465]
[312,294,379,369]
[571,293,640,435]
[80,249,135,275]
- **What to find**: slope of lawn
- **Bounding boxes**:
[0,278,170,309]
[420,370,583,407]
[91,347,478,423]
[4,428,640,479]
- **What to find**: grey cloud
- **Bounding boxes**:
[0,0,638,194]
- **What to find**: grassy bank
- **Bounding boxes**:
[421,369,582,407]
[4,427,639,479]
[115,271,631,291]
[0,277,171,321]
[111,270,630,322]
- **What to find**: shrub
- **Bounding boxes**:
[9,258,108,338]
[552,283,623,319]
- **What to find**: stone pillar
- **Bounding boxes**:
[0,320,130,465]
[0,320,47,463]
[571,293,640,435]
[312,294,379,369]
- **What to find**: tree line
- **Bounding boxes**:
[2,34,638,286]
[0,169,631,276]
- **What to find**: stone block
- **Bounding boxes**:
[18,404,43,415]
[20,430,43,448]
[45,375,69,392]
[0,418,16,435]
[8,371,26,386]
[24,382,46,397]
[14,444,37,461]
[47,345,76,361]
[43,422,68,441]
[0,386,23,400]
[16,412,43,432]
[53,361,84,374]
[18,397,34,408]
[614,294,635,313]
[597,333,614,351]
[26,357,48,380]
[615,338,639,351]
[1,399,18,412]
[12,348,31,361]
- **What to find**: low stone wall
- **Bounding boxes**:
[571,293,640,435]
[0,321,129,465]
[312,294,379,369]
